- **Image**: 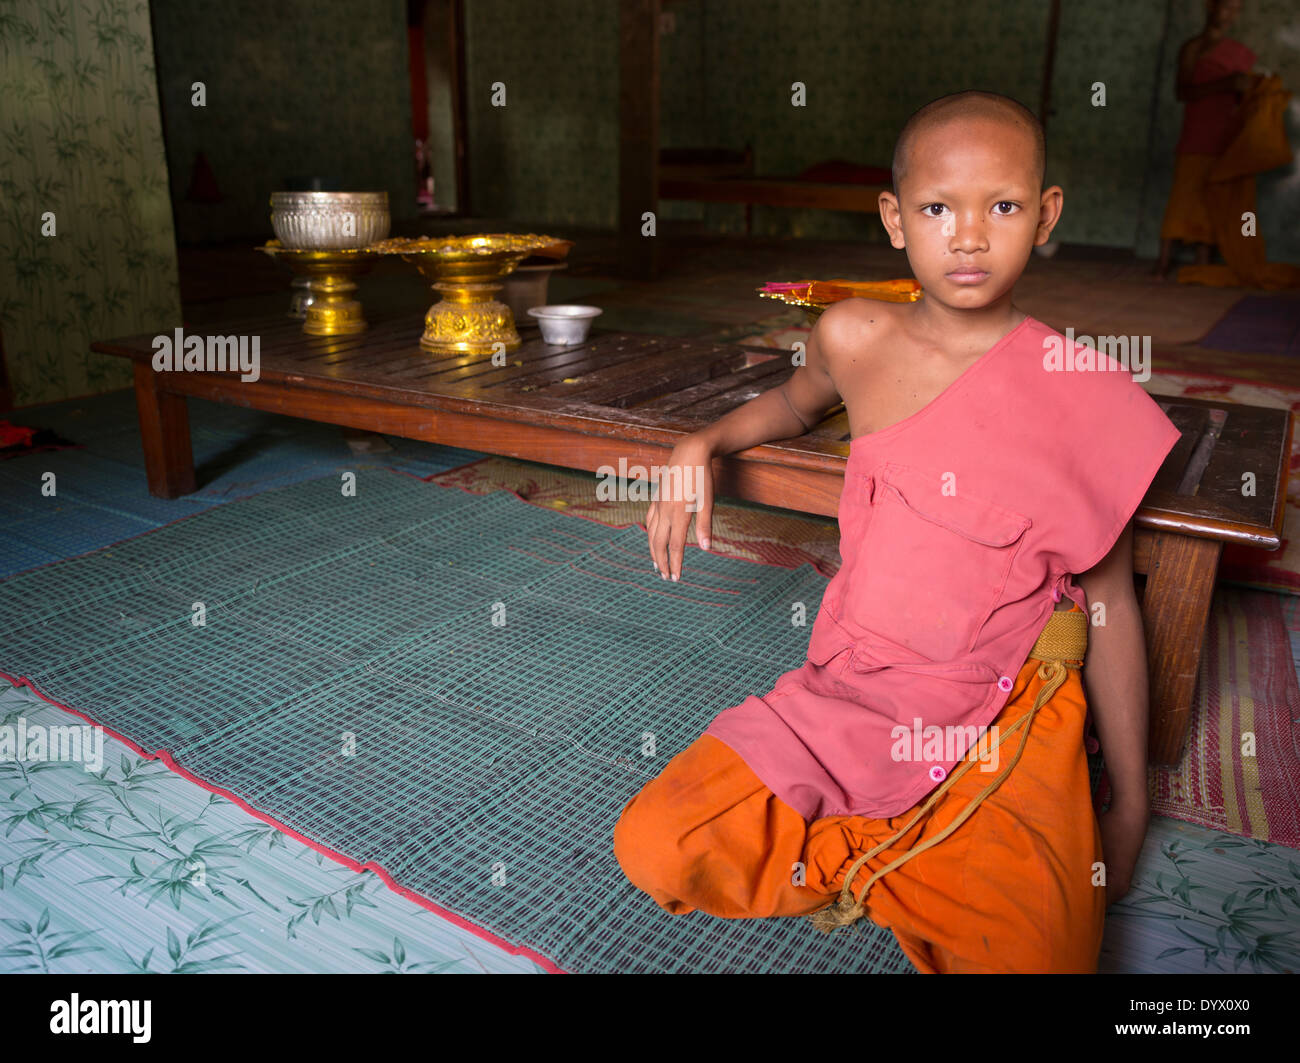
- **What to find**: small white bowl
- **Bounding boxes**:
[527,305,603,345]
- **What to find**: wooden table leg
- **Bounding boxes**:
[1139,531,1222,766]
[132,362,196,499]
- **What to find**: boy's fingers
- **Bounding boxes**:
[652,511,675,579]
[650,471,672,577]
[669,522,688,581]
[696,497,714,551]
[649,514,667,576]
[646,505,660,569]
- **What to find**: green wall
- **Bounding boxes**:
[658,0,1053,241]
[464,0,619,228]
[150,0,416,245]
[463,0,1300,259]
[0,0,181,408]
[1043,0,1167,249]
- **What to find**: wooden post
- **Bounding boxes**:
[448,0,469,215]
[619,0,660,280]
[133,362,196,498]
[1139,531,1222,765]
[0,327,11,412]
[1038,0,1062,131]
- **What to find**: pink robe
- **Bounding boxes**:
[1176,37,1257,156]
[703,315,1182,822]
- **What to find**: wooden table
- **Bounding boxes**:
[93,312,1291,765]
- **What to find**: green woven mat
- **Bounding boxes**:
[0,470,912,973]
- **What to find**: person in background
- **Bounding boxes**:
[1153,0,1262,279]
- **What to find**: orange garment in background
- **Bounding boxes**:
[1178,76,1300,290]
[614,605,1105,974]
[1159,153,1217,245]
[1160,37,1254,245]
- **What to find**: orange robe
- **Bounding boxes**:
[1177,76,1300,290]
[1159,153,1217,246]
[1160,36,1254,247]
[613,605,1106,974]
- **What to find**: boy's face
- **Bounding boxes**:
[879,114,1062,313]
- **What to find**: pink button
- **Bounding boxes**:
[998,676,1013,693]
[929,765,947,782]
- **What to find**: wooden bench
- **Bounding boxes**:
[658,147,892,235]
[93,315,1291,766]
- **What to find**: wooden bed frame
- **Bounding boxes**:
[93,314,1291,767]
[657,147,892,236]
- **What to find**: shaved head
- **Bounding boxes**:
[891,91,1045,196]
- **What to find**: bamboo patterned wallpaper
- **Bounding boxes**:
[0,0,181,409]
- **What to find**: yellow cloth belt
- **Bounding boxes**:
[809,607,1089,934]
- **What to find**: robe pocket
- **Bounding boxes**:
[806,603,857,669]
[840,462,1030,662]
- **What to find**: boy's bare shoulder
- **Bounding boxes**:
[812,297,904,371]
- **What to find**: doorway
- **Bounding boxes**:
[407,0,468,215]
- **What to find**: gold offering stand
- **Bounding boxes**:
[369,233,560,355]
[257,242,376,336]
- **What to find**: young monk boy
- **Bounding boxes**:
[613,90,1182,974]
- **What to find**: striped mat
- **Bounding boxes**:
[432,455,1300,851]
[1094,586,1300,850]
[0,469,912,974]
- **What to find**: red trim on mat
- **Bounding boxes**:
[0,668,569,976]
[1,466,833,973]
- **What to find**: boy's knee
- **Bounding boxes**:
[613,781,674,893]
[611,793,643,880]
[614,769,718,912]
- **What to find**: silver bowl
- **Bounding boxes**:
[270,191,390,250]
[527,304,602,345]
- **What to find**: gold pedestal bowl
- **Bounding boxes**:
[258,243,376,336]
[370,233,562,355]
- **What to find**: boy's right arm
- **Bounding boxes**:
[647,305,847,580]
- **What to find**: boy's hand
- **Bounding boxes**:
[1098,797,1150,906]
[646,437,714,582]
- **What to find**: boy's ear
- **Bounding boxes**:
[878,190,906,249]
[1034,185,1065,246]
